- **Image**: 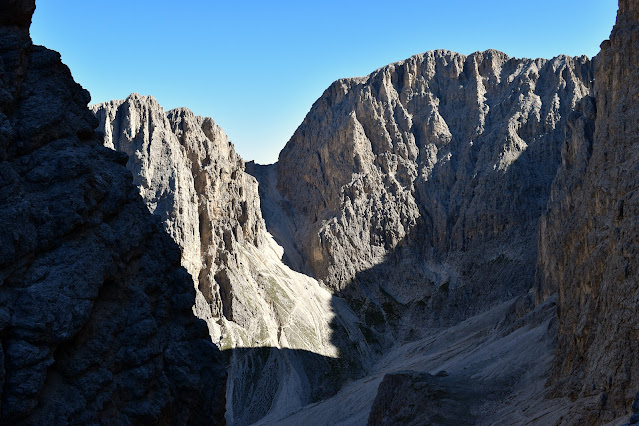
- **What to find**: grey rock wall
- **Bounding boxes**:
[0,1,226,423]
[537,1,639,422]
[92,95,264,325]
[277,48,593,333]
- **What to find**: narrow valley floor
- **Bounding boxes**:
[258,294,575,425]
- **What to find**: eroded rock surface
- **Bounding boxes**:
[537,1,639,422]
[0,1,225,423]
[92,95,369,425]
[92,95,264,328]
[276,48,593,338]
[82,1,639,424]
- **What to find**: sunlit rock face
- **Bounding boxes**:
[0,0,225,423]
[277,48,593,334]
[92,95,370,424]
[92,47,600,424]
[537,1,639,422]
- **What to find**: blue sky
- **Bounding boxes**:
[31,1,618,164]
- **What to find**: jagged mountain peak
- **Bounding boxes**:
[277,46,593,326]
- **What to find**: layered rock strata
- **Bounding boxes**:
[0,1,226,423]
[537,1,639,422]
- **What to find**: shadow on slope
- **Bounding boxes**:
[245,161,314,276]
[235,131,561,424]
[253,293,562,425]
[220,347,358,425]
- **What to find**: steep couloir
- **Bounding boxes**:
[0,1,225,423]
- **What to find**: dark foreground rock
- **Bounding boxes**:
[367,371,494,426]
[629,391,639,424]
[0,1,226,423]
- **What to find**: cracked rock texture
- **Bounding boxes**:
[0,1,225,423]
[92,96,369,425]
[277,48,593,333]
[537,1,639,422]
[91,95,264,326]
[63,0,639,423]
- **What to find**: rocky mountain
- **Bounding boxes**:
[91,95,264,333]
[91,11,639,422]
[276,48,592,338]
[537,0,639,422]
[262,5,639,422]
[0,1,225,423]
[87,86,575,425]
[91,95,370,425]
[7,0,639,423]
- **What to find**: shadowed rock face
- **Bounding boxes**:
[367,371,490,426]
[0,1,225,423]
[25,0,639,423]
[277,48,593,332]
[537,2,639,422]
[90,49,628,425]
[0,0,35,28]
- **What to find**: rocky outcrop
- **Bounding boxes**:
[91,95,264,329]
[92,96,370,424]
[537,1,639,422]
[277,48,593,334]
[367,371,481,425]
[0,1,225,423]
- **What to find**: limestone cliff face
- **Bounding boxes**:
[537,1,639,422]
[278,49,593,330]
[91,95,264,326]
[92,96,368,425]
[0,1,225,423]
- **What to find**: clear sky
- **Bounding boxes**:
[31,1,618,165]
